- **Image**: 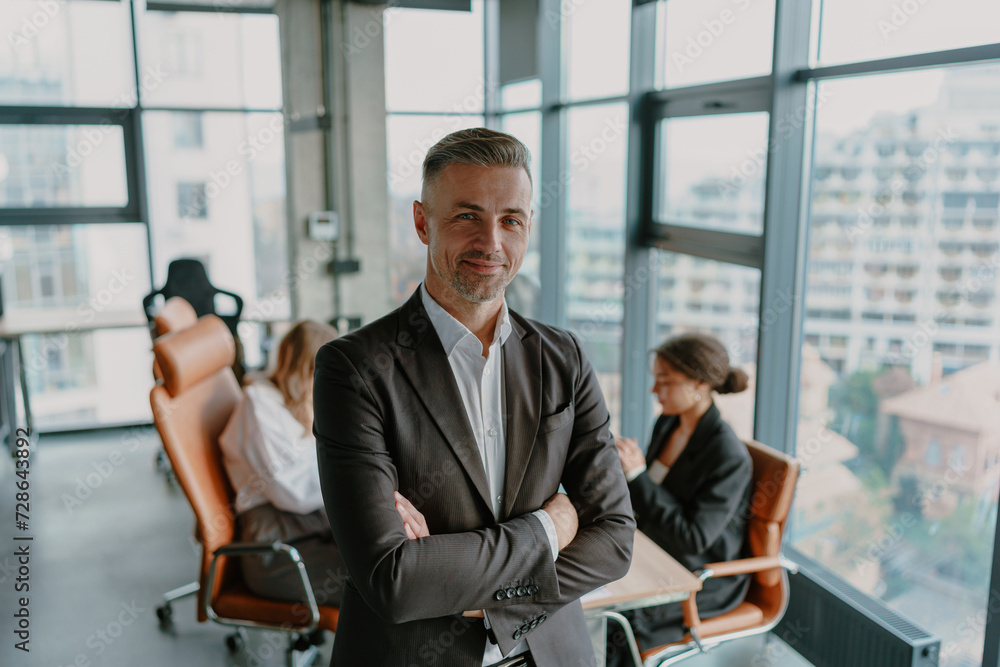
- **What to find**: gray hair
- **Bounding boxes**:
[421,128,532,198]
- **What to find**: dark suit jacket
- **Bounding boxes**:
[313,290,635,667]
[626,404,752,639]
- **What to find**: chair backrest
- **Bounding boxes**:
[153,296,198,339]
[150,297,199,380]
[744,440,799,587]
[142,258,244,336]
[150,314,242,622]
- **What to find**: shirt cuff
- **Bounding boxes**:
[532,509,560,561]
[625,463,647,483]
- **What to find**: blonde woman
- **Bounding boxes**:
[219,320,347,606]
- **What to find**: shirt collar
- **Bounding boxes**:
[420,282,512,358]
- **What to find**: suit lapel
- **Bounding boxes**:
[500,315,542,520]
[393,292,494,515]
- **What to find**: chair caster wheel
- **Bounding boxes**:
[292,634,312,652]
[156,604,173,628]
[226,632,244,653]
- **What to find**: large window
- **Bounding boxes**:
[565,102,629,433]
[383,2,486,304]
[0,1,288,430]
[377,3,1000,660]
[791,63,1000,666]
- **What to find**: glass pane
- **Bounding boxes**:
[0,223,153,430]
[660,0,775,89]
[653,250,759,440]
[22,329,154,429]
[658,113,769,234]
[139,11,281,109]
[792,63,1000,667]
[501,111,542,319]
[816,0,1000,66]
[564,0,631,101]
[384,2,485,113]
[143,111,290,321]
[0,124,128,208]
[386,114,485,304]
[0,1,135,107]
[501,79,542,112]
[566,103,629,433]
[0,223,150,314]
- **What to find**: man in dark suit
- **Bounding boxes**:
[313,128,635,667]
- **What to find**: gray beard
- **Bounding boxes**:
[433,256,510,304]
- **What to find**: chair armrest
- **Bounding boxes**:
[697,555,782,580]
[204,540,320,631]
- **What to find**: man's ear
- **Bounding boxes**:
[414,200,431,246]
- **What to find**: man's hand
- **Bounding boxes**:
[614,434,645,473]
[542,492,579,552]
[395,491,429,540]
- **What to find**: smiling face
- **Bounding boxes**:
[414,163,533,305]
[650,355,708,416]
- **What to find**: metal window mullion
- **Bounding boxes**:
[647,74,772,108]
[799,41,1000,82]
[620,0,659,444]
[0,210,137,226]
[537,0,566,328]
[986,501,1000,666]
[145,2,276,15]
[482,0,500,129]
[648,224,764,270]
[753,0,814,455]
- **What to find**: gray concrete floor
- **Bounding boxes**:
[0,428,812,667]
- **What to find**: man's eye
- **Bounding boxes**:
[458,213,475,220]
[504,218,523,226]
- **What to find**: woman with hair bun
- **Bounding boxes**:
[607,333,753,666]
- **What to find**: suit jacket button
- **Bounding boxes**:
[495,590,506,601]
[539,612,547,623]
[505,588,516,599]
[513,630,522,640]
[519,623,530,634]
[528,585,539,595]
[516,586,527,597]
[530,619,539,629]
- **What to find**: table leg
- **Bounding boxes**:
[0,337,14,457]
[587,613,607,667]
[13,336,32,433]
[591,611,644,667]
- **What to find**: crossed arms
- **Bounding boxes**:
[313,337,635,654]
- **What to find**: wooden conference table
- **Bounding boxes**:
[581,530,702,666]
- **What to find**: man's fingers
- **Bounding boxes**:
[396,492,428,531]
[404,522,417,541]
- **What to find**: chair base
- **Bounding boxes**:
[225,627,328,667]
[156,581,200,629]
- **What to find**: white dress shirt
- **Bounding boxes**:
[420,284,558,663]
[219,381,324,515]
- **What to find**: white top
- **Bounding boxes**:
[420,284,557,662]
[219,381,324,515]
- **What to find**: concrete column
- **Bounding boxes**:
[275,0,391,327]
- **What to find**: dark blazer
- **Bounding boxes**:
[313,290,635,667]
[627,404,752,636]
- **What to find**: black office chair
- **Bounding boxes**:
[143,259,246,385]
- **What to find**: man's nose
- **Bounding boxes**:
[471,219,503,253]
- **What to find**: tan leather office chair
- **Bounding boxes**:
[150,315,338,666]
[638,440,800,667]
[152,295,199,339]
[149,296,199,479]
